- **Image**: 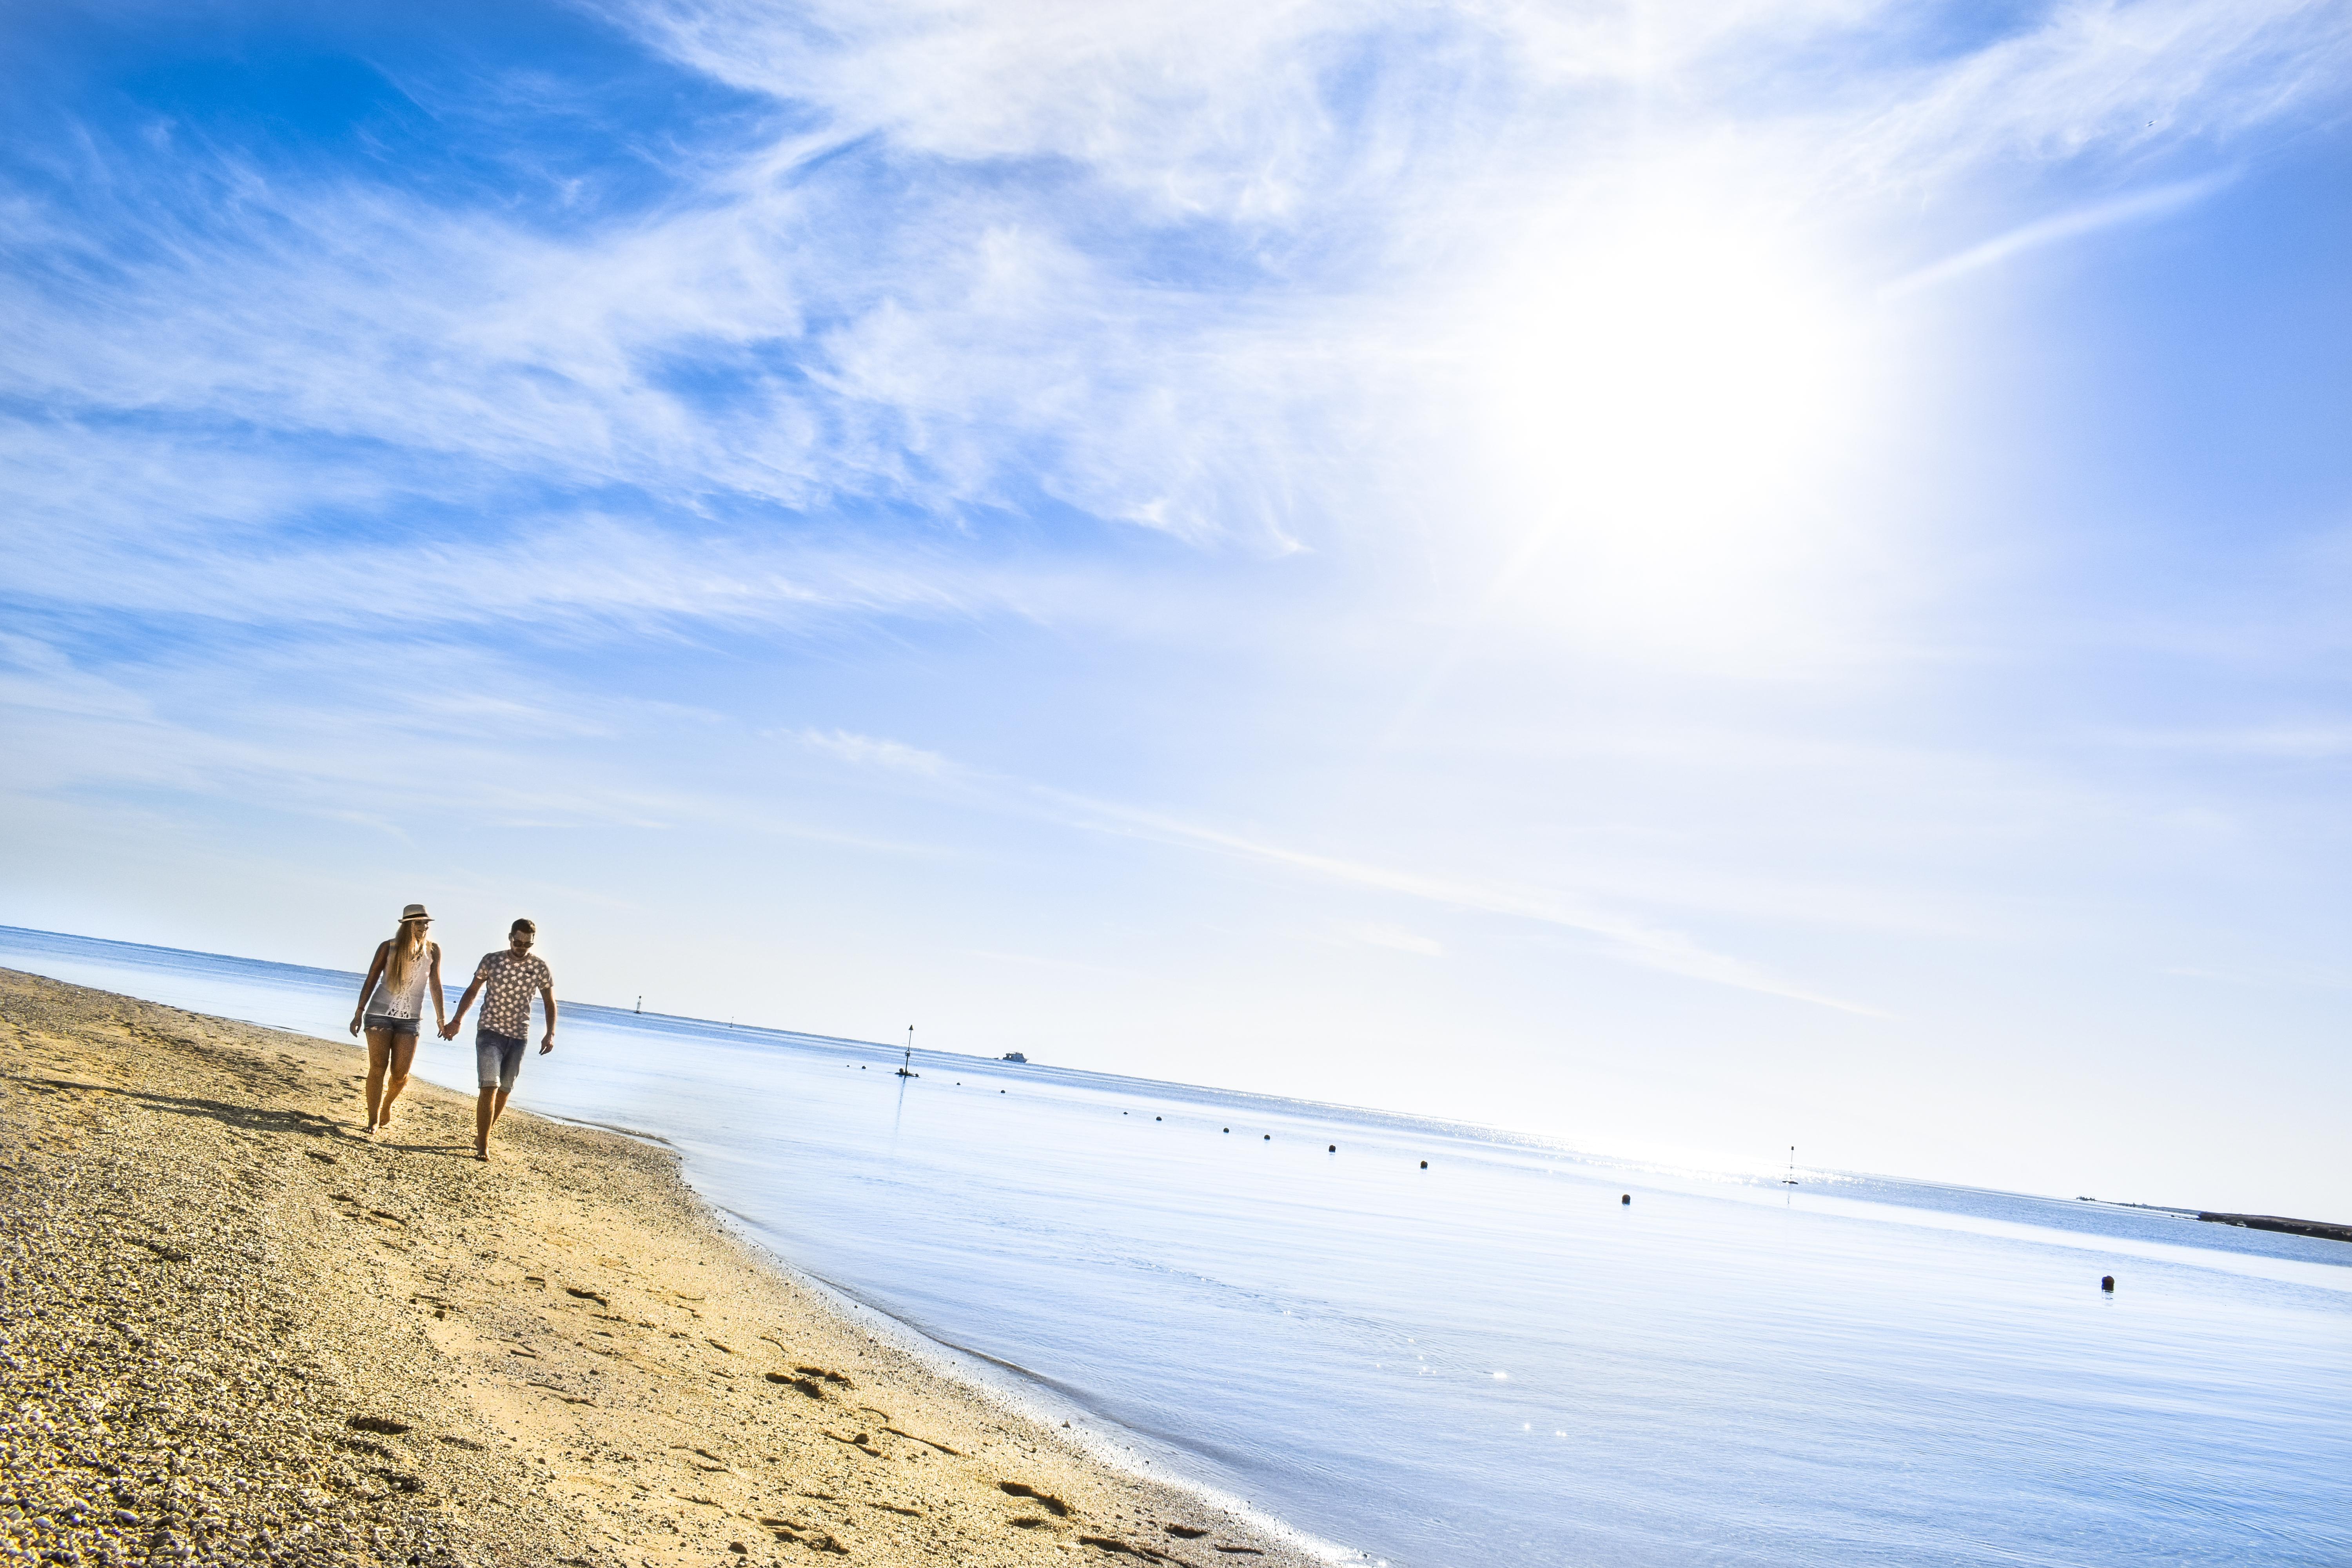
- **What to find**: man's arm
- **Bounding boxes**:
[441,962,489,1040]
[538,972,557,1053]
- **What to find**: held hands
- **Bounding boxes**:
[439,1020,461,1041]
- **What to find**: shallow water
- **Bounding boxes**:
[7,924,2347,1568]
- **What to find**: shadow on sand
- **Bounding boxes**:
[7,1074,473,1157]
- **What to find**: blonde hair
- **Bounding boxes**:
[385,916,432,989]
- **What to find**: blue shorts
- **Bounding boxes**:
[363,1013,420,1036]
[476,1029,528,1092]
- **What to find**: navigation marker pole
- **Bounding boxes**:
[1783,1146,1800,1186]
[897,1025,920,1079]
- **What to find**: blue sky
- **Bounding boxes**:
[5,0,2350,1214]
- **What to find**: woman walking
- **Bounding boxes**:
[348,902,446,1136]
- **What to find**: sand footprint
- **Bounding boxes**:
[998,1481,1073,1517]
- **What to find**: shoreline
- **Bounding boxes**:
[18,925,2343,1241]
[0,968,1325,1568]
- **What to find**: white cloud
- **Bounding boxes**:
[1345,922,1446,958]
[1880,173,2234,298]
[1847,0,2352,189]
[2098,724,2352,759]
[9,0,2341,627]
[788,728,953,775]
[772,716,1880,1009]
[1029,785,1888,1013]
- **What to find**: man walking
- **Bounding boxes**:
[442,918,556,1161]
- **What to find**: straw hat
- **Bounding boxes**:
[399,903,432,922]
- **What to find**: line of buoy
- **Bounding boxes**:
[845,1075,1441,1173]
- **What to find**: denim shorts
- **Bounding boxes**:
[476,1028,528,1092]
[363,1013,420,1037]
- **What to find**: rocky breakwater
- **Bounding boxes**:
[2196,1212,2352,1245]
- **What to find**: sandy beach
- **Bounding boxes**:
[0,968,1316,1568]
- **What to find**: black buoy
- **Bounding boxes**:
[1621,1194,1631,1205]
[1223,1127,1230,1133]
[1155,1116,1161,1121]
[1328,1144,1336,1152]
[1419,1160,1428,1169]
[2101,1276,2115,1292]
[1263,1134,1270,1140]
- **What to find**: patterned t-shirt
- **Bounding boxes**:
[474,950,553,1038]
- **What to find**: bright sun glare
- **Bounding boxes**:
[1463,198,1876,662]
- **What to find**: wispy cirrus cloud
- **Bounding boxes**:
[1880,173,2235,298]
[1030,786,1890,1014]
[788,728,952,775]
[9,511,991,632]
[1342,923,1446,958]
[784,721,1886,1012]
[7,0,2346,635]
[2097,724,2352,760]
[1847,0,2352,185]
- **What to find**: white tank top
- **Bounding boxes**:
[366,943,434,1019]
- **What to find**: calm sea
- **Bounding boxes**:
[5,925,2346,1567]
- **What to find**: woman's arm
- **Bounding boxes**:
[428,943,448,1030]
[350,941,389,1036]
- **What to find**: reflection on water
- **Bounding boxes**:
[5,925,2348,1568]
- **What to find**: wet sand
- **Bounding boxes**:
[0,968,1316,1568]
